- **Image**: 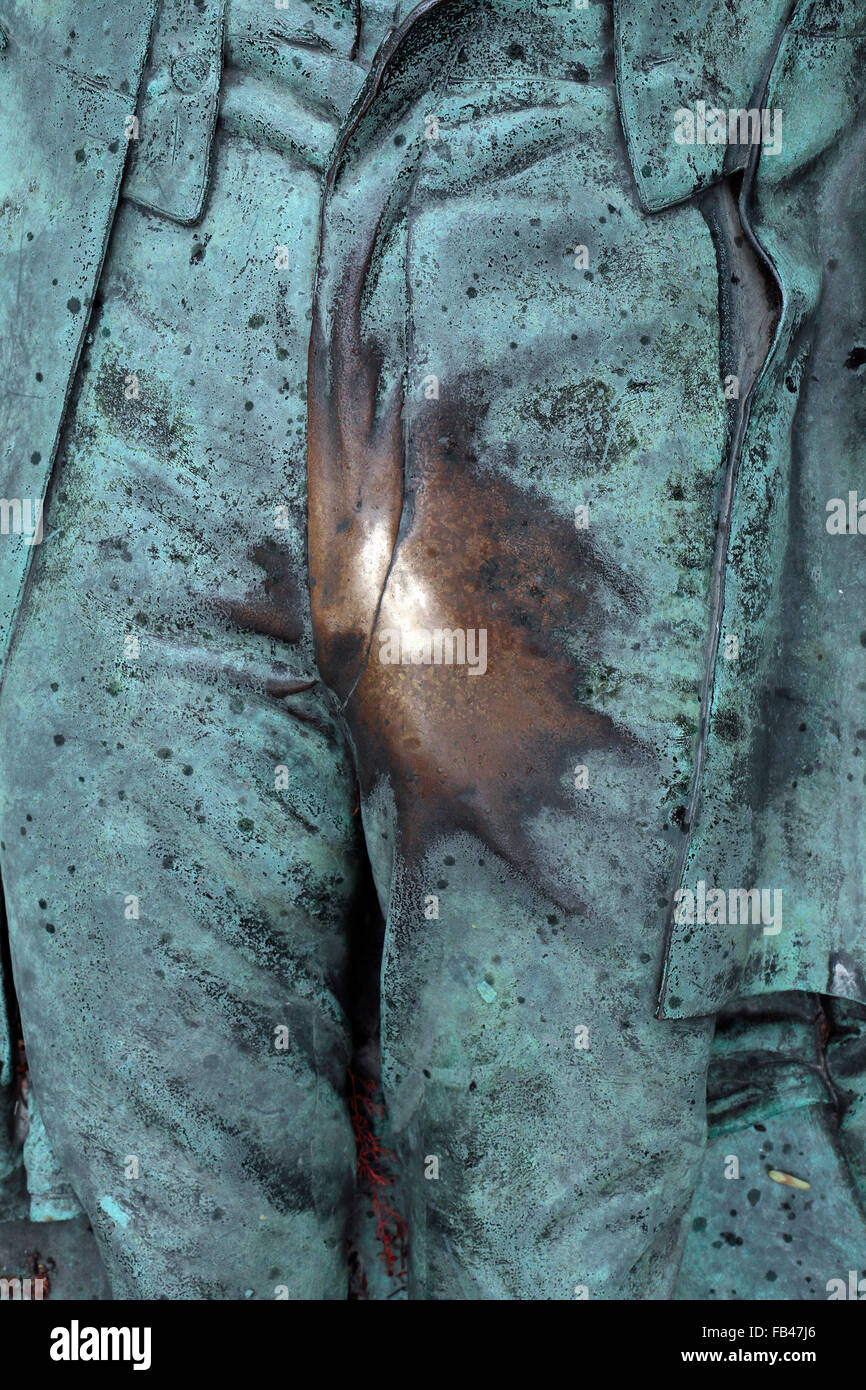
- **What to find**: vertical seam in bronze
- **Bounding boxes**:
[655,0,799,1017]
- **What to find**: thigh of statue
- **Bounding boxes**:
[0,69,364,1298]
[307,24,728,1294]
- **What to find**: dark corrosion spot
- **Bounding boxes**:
[714,708,741,742]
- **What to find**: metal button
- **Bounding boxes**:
[169,52,210,93]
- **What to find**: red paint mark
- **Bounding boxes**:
[348,1070,407,1283]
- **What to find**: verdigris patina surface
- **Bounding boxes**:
[0,0,865,1300]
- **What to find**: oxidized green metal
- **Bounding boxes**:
[0,0,865,1300]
